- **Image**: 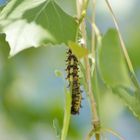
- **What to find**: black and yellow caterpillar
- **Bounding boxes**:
[66,49,82,115]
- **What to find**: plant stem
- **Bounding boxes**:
[77,0,100,140]
[91,0,97,57]
[61,88,72,140]
[101,128,125,140]
[105,0,140,90]
[105,0,133,73]
[76,0,82,18]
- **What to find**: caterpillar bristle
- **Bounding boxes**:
[66,49,82,115]
[66,56,78,62]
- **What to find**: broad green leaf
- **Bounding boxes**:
[0,0,78,56]
[68,41,88,59]
[91,66,124,126]
[97,28,140,120]
[98,29,131,87]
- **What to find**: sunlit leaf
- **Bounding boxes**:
[0,0,78,56]
[68,41,88,59]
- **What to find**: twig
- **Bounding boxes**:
[77,0,100,140]
[92,23,102,48]
[86,129,96,140]
[102,128,125,140]
[105,0,140,90]
[91,0,97,57]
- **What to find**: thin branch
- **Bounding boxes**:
[76,0,100,140]
[105,0,140,90]
[86,129,96,140]
[102,128,125,140]
[92,23,102,48]
[76,0,82,18]
[91,0,97,57]
[105,0,133,73]
[77,0,89,24]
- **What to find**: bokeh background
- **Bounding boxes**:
[0,0,140,140]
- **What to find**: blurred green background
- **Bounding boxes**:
[0,0,140,140]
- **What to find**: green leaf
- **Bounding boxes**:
[97,28,140,120]
[113,85,140,119]
[98,29,131,87]
[0,0,78,56]
[68,41,88,59]
[91,66,124,125]
[61,88,71,140]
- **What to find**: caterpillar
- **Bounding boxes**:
[66,49,82,115]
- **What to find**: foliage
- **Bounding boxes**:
[0,0,140,140]
[96,29,140,120]
[0,0,78,56]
